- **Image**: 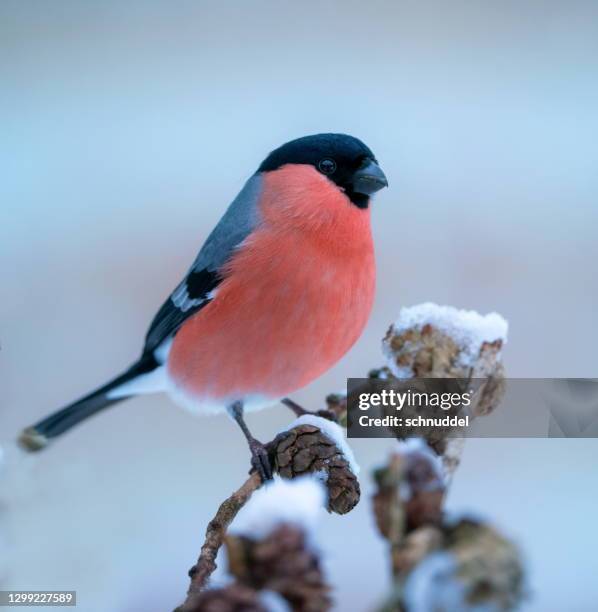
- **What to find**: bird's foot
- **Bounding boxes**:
[248,438,273,482]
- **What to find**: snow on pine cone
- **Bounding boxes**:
[401,518,526,612]
[272,415,360,515]
[382,302,507,383]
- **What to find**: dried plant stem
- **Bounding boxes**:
[175,472,262,612]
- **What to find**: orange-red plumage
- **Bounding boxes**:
[167,165,375,405]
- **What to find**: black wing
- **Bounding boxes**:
[143,268,221,355]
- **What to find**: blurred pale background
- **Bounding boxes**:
[1,1,598,610]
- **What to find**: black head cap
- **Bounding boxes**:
[258,133,387,208]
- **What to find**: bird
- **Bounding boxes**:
[19,133,388,480]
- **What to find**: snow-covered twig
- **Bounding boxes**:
[175,414,359,611]
[184,478,331,612]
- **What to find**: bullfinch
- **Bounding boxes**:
[19,133,388,480]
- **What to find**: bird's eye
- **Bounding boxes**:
[318,158,337,175]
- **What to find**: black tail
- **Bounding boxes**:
[19,356,158,451]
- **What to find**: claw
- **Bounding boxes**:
[249,438,273,482]
[228,400,274,482]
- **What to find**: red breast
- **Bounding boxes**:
[167,164,375,402]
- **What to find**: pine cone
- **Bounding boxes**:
[473,360,507,416]
[186,583,265,612]
[402,442,445,530]
[443,518,525,610]
[272,423,360,515]
[372,445,445,541]
[380,310,507,450]
[384,323,465,378]
[392,525,444,575]
[382,305,507,381]
[372,454,404,541]
[394,518,526,611]
[226,524,331,612]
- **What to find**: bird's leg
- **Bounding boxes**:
[281,397,337,422]
[228,401,273,482]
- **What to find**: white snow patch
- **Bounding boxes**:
[281,415,360,475]
[312,469,329,484]
[386,303,508,376]
[385,362,414,379]
[404,551,496,612]
[230,477,326,540]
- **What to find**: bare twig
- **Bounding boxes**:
[175,472,262,612]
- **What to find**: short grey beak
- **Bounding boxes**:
[352,159,388,195]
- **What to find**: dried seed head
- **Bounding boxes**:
[383,303,508,380]
[378,304,508,453]
[372,442,446,541]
